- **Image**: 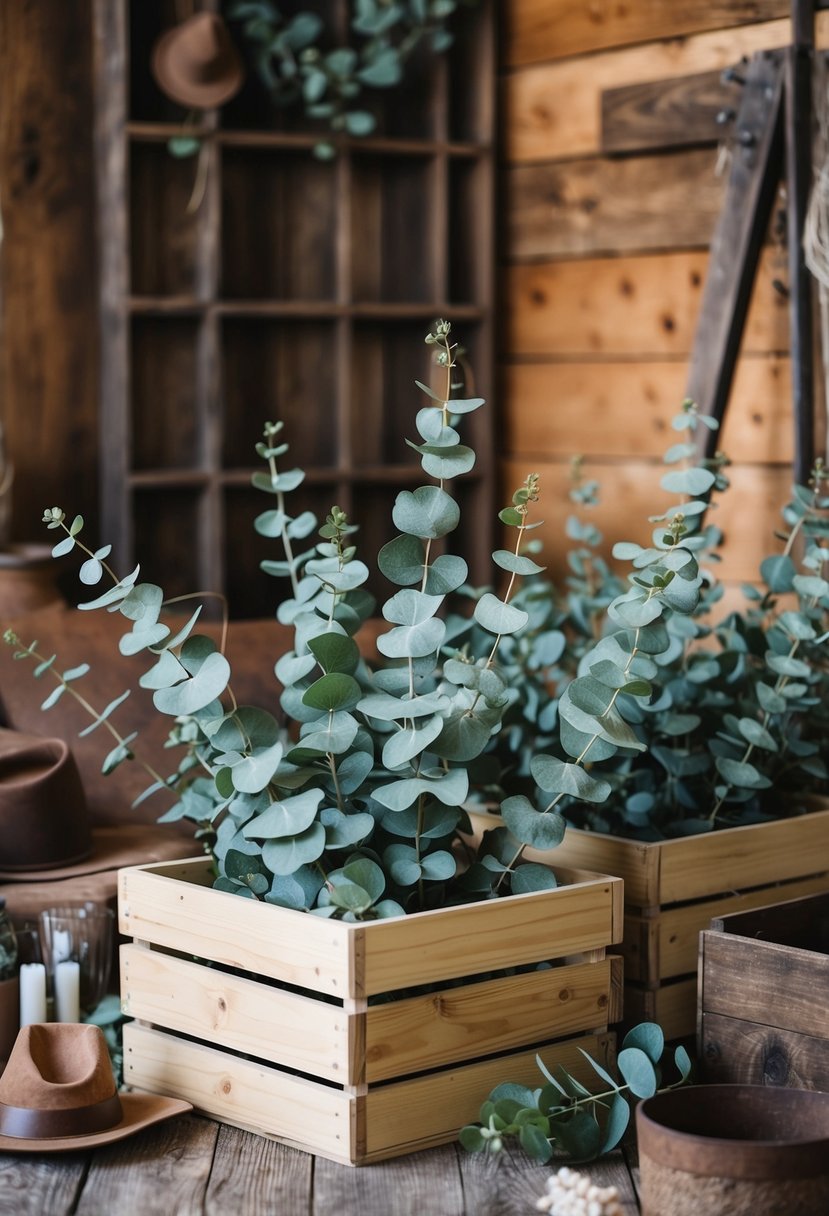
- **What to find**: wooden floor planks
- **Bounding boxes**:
[0,1115,641,1214]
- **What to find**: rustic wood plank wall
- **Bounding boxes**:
[501,3,829,586]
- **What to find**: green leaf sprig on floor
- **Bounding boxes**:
[460,1022,692,1164]
[5,322,702,916]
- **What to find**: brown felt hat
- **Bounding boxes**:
[151,12,244,109]
[0,730,92,873]
[0,1023,191,1152]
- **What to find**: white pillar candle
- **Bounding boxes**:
[51,928,72,965]
[54,960,80,1023]
[19,963,47,1026]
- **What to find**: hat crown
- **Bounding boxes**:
[166,13,235,83]
[0,1024,115,1111]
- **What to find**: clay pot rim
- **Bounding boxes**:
[636,1085,829,1180]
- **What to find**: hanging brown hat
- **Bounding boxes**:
[0,730,92,873]
[0,1023,191,1152]
[151,12,244,109]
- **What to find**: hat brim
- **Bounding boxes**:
[0,825,193,883]
[0,1092,192,1153]
[151,26,244,109]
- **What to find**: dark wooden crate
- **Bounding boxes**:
[698,892,829,1088]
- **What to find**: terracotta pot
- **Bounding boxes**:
[637,1085,829,1216]
[0,545,62,616]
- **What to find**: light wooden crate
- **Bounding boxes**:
[525,800,829,1039]
[699,892,829,1089]
[119,857,623,1165]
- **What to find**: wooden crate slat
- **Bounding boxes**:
[358,872,621,995]
[120,945,351,1084]
[505,1,791,68]
[700,930,829,1041]
[123,1022,357,1165]
[623,871,829,982]
[505,249,789,358]
[119,860,353,997]
[507,149,724,261]
[502,356,794,465]
[361,1032,615,1159]
[700,1011,829,1088]
[364,958,618,1083]
[601,69,732,155]
[504,17,827,162]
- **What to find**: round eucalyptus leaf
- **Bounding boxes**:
[381,713,444,769]
[714,756,772,789]
[737,717,777,751]
[262,822,326,875]
[340,857,385,903]
[392,485,460,539]
[492,550,545,576]
[424,553,468,595]
[275,652,317,686]
[600,1093,631,1155]
[328,880,373,914]
[302,672,362,712]
[518,1122,552,1163]
[622,1021,664,1064]
[254,508,287,537]
[501,796,566,850]
[761,553,797,593]
[617,1047,658,1098]
[242,788,324,839]
[307,631,360,675]
[660,466,716,496]
[473,593,529,636]
[552,1109,602,1160]
[383,843,421,886]
[418,442,475,480]
[530,755,611,804]
[383,588,443,626]
[120,582,164,625]
[376,617,446,660]
[358,691,448,721]
[511,863,558,894]
[153,651,231,716]
[231,740,285,794]
[296,710,359,755]
[377,533,425,586]
[419,850,456,881]
[119,621,170,656]
[139,649,187,690]
[321,808,375,849]
[334,749,373,795]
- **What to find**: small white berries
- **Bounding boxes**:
[535,1167,624,1216]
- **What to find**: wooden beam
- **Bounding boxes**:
[507,148,724,260]
[504,13,829,164]
[505,249,790,358]
[505,0,793,69]
[601,70,735,155]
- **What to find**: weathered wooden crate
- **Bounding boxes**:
[698,891,829,1089]
[119,857,623,1165]
[536,800,829,1039]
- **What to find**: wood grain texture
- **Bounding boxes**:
[501,456,792,585]
[0,0,99,541]
[314,1143,466,1215]
[505,1,791,68]
[504,15,829,162]
[0,1154,87,1216]
[507,148,725,260]
[623,977,698,1040]
[700,929,829,1041]
[75,1113,217,1216]
[601,69,731,154]
[205,1123,313,1215]
[505,250,790,358]
[700,1011,829,1088]
[502,356,793,464]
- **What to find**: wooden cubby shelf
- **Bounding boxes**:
[95,0,494,617]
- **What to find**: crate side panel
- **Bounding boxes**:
[119,863,351,997]
[658,872,829,980]
[120,945,352,1084]
[700,1011,829,1089]
[658,806,829,905]
[364,959,613,1083]
[538,830,658,907]
[360,877,619,995]
[363,1032,615,1158]
[623,977,697,1041]
[699,931,829,1042]
[123,1022,356,1163]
